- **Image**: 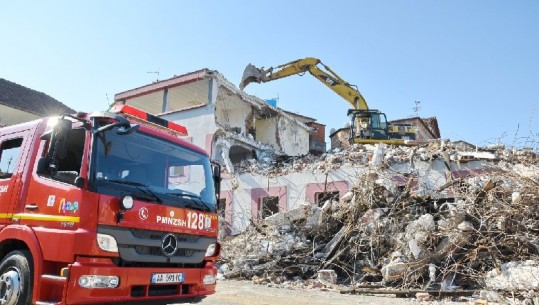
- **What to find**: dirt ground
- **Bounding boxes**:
[197,280,470,305]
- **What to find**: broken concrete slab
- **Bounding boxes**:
[485,261,539,292]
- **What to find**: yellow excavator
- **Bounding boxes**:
[239,57,417,145]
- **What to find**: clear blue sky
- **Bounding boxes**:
[2,1,538,149]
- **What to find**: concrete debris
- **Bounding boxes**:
[317,270,337,285]
[485,261,539,292]
[219,141,538,300]
[231,141,537,178]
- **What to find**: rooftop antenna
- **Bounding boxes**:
[413,100,421,117]
[273,93,280,108]
[147,71,160,82]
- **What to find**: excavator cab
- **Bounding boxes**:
[348,109,390,142]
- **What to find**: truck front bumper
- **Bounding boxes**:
[64,258,217,304]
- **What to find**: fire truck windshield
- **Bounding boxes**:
[92,126,216,211]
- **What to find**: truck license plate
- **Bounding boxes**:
[151,272,185,284]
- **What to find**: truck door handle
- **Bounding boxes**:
[25,204,38,211]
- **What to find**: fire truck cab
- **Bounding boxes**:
[0,105,221,305]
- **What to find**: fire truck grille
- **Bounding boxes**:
[134,246,196,257]
[98,225,216,265]
[131,230,200,243]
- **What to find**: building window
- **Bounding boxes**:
[260,196,279,219]
[316,191,340,206]
[0,138,23,179]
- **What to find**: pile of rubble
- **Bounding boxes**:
[219,141,539,302]
[234,141,537,176]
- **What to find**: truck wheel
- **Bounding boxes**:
[0,251,33,305]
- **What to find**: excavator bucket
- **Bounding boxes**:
[239,64,264,90]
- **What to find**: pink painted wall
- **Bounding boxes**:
[250,186,287,221]
[220,190,233,235]
[305,180,349,204]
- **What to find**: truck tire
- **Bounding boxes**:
[0,250,33,305]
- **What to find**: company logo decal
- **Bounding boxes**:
[47,195,56,207]
[161,233,178,256]
[0,185,8,194]
[139,207,149,220]
[59,199,79,214]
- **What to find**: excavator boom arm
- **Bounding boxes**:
[240,57,368,110]
[307,64,368,110]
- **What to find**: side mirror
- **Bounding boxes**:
[39,117,71,177]
[49,118,72,160]
[74,177,85,188]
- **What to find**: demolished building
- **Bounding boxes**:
[114,69,324,174]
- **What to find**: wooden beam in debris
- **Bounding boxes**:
[342,288,478,297]
[319,278,477,296]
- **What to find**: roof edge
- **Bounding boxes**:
[114,69,209,102]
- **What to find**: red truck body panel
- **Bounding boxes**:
[0,109,219,304]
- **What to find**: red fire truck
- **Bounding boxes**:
[0,105,221,304]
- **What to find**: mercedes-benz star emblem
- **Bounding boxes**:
[161,233,178,257]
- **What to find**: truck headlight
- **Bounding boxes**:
[203,274,216,285]
[205,243,218,257]
[120,195,134,210]
[97,233,119,252]
[79,275,119,288]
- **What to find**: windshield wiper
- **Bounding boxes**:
[166,192,212,212]
[104,179,163,204]
[104,179,145,187]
